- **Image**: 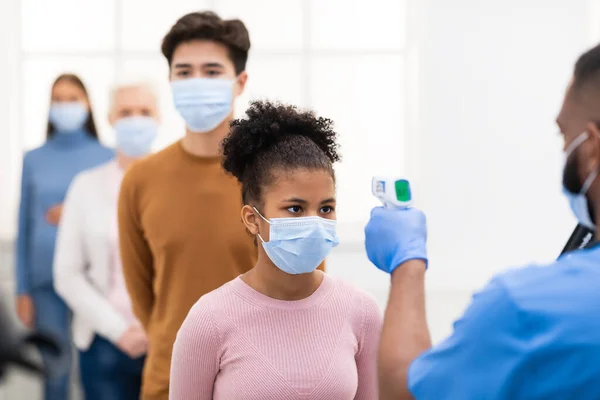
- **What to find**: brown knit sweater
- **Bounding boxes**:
[117,141,257,399]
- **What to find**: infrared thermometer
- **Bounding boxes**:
[372,177,412,209]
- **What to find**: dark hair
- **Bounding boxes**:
[46,74,98,140]
[222,100,340,206]
[574,43,600,93]
[161,11,251,75]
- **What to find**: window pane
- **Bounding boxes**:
[235,56,305,116]
[215,0,304,51]
[21,57,115,150]
[310,56,405,227]
[121,57,184,150]
[22,0,116,52]
[121,0,211,51]
[309,0,406,50]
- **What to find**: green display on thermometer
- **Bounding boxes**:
[394,179,411,202]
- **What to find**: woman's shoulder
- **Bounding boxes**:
[86,141,115,158]
[329,277,383,331]
[186,280,239,320]
[330,277,380,306]
[23,144,49,164]
[179,281,239,343]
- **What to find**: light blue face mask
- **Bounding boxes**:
[115,116,158,157]
[253,207,340,275]
[562,131,598,230]
[49,102,89,133]
[171,78,235,133]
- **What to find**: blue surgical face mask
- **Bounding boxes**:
[253,207,340,275]
[171,78,235,133]
[49,102,89,133]
[115,116,158,157]
[562,131,597,230]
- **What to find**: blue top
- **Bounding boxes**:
[15,130,113,294]
[408,244,600,400]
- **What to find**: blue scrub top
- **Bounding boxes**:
[408,243,600,399]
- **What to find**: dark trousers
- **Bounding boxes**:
[31,286,72,400]
[79,336,145,400]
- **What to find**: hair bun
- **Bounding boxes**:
[222,100,340,181]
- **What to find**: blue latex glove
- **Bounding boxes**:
[364,207,428,273]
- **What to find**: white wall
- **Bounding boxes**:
[329,0,600,343]
[0,0,19,243]
[413,0,598,293]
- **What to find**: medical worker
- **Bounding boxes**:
[170,100,382,399]
[15,73,113,400]
[54,79,159,400]
[365,43,600,400]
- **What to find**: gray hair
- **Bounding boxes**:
[108,76,159,113]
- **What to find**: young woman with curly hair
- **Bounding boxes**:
[170,100,382,400]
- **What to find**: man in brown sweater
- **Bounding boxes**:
[117,12,257,399]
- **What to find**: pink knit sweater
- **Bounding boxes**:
[170,274,382,399]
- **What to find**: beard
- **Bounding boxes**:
[563,149,584,194]
[563,148,597,224]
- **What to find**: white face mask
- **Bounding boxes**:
[253,208,339,275]
[49,102,89,133]
[115,116,158,157]
[562,131,597,230]
[171,78,235,133]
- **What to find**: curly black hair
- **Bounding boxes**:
[222,100,340,206]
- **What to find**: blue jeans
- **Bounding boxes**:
[79,336,145,400]
[31,286,72,400]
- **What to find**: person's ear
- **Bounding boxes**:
[241,204,259,235]
[587,122,600,140]
[586,122,600,170]
[234,71,248,97]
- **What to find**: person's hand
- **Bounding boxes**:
[116,324,148,359]
[16,295,35,329]
[45,204,64,226]
[364,207,428,274]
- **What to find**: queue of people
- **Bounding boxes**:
[53,79,160,400]
[13,7,600,400]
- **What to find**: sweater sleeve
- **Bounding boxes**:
[354,293,383,400]
[170,298,220,400]
[118,166,155,330]
[53,173,129,343]
[15,153,32,295]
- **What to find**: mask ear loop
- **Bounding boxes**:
[252,207,270,243]
[569,131,600,195]
[565,131,590,158]
[582,168,599,195]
